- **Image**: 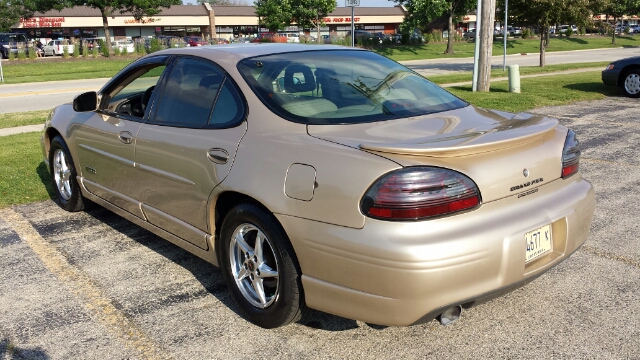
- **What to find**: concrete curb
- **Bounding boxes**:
[439,67,604,88]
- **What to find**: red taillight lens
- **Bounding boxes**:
[561,129,581,178]
[361,167,481,221]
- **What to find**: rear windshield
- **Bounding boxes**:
[0,34,27,43]
[237,50,466,125]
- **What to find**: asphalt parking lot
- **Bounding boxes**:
[1,97,639,359]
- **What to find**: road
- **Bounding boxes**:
[1,47,639,114]
[403,46,640,75]
[1,97,639,359]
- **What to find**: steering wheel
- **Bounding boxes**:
[141,85,156,111]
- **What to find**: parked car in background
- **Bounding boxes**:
[284,33,300,43]
[251,33,287,43]
[602,56,640,97]
[558,25,578,34]
[463,28,476,39]
[184,36,207,47]
[507,27,522,36]
[42,44,594,329]
[156,35,186,48]
[210,38,230,45]
[113,39,135,53]
[0,33,28,58]
[81,37,102,52]
[43,40,74,56]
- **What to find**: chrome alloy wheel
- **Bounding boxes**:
[624,73,640,95]
[229,224,279,308]
[53,148,73,200]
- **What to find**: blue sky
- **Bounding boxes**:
[183,0,396,6]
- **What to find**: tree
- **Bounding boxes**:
[0,0,31,32]
[73,0,181,53]
[443,0,475,53]
[477,0,495,91]
[505,0,607,67]
[196,0,248,4]
[395,0,474,54]
[603,0,640,44]
[290,0,336,42]
[255,0,292,33]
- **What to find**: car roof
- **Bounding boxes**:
[151,43,364,61]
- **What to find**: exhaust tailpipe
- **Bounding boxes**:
[438,305,462,326]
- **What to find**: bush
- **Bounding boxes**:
[62,45,69,58]
[136,41,146,55]
[579,27,586,35]
[17,48,26,60]
[82,42,88,57]
[113,45,120,56]
[8,50,15,61]
[72,42,80,58]
[624,26,631,35]
[92,45,99,58]
[28,46,36,59]
[148,38,163,53]
[521,27,532,39]
[431,30,443,42]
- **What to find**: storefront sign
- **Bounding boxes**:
[124,18,158,24]
[20,17,65,28]
[323,17,360,23]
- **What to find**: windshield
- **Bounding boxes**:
[237,50,466,125]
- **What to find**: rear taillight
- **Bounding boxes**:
[361,167,481,221]
[561,129,581,178]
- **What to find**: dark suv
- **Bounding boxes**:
[0,33,28,58]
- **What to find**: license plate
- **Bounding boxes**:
[525,224,552,263]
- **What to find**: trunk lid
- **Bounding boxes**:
[308,105,566,203]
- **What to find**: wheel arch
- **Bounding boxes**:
[617,64,640,87]
[43,127,63,163]
[211,191,290,264]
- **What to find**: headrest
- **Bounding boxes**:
[199,75,220,89]
[284,64,316,93]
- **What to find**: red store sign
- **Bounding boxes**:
[323,17,361,23]
[20,17,65,28]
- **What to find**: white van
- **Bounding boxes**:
[284,33,300,43]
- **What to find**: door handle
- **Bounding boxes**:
[119,131,133,144]
[207,148,229,164]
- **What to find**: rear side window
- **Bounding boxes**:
[152,57,245,128]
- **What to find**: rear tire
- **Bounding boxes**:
[219,203,307,328]
[49,136,86,212]
[622,69,640,98]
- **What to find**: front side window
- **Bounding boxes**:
[238,50,467,125]
[101,58,168,119]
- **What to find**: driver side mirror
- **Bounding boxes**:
[73,91,98,112]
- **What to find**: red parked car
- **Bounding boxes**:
[251,33,287,43]
[184,36,208,47]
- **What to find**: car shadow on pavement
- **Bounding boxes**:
[0,339,50,360]
[82,206,373,332]
[36,162,56,201]
[563,82,622,96]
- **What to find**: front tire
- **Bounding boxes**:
[219,203,307,328]
[622,69,640,98]
[49,136,86,212]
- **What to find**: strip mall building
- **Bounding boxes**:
[11,5,407,41]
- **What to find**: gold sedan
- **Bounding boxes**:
[40,44,595,328]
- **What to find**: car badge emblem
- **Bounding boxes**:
[523,169,529,177]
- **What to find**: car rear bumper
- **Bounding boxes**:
[602,69,620,86]
[277,175,595,326]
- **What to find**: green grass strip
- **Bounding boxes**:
[0,110,51,129]
[0,132,54,208]
[448,70,619,113]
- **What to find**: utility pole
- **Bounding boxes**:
[477,0,495,92]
